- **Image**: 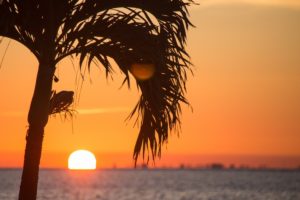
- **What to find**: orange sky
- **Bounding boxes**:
[0,0,300,169]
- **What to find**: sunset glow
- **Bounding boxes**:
[68,150,96,170]
[0,0,300,169]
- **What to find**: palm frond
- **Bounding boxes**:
[70,0,193,164]
[0,0,77,60]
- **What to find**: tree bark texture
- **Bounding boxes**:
[19,63,55,200]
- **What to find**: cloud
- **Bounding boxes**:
[76,107,131,115]
[1,107,131,117]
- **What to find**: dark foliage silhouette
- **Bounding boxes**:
[0,0,193,199]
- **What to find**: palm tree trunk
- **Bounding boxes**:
[19,63,55,200]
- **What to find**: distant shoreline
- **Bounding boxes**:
[1,167,299,172]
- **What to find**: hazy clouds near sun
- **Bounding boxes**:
[77,107,130,115]
[0,107,130,117]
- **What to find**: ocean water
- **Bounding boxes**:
[0,169,299,200]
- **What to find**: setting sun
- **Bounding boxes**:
[68,150,97,170]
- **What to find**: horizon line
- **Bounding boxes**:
[1,166,299,171]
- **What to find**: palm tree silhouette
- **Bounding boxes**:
[0,0,193,199]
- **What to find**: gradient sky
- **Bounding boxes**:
[0,0,300,169]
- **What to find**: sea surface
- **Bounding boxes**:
[0,169,299,200]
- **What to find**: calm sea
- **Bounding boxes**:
[0,169,299,200]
